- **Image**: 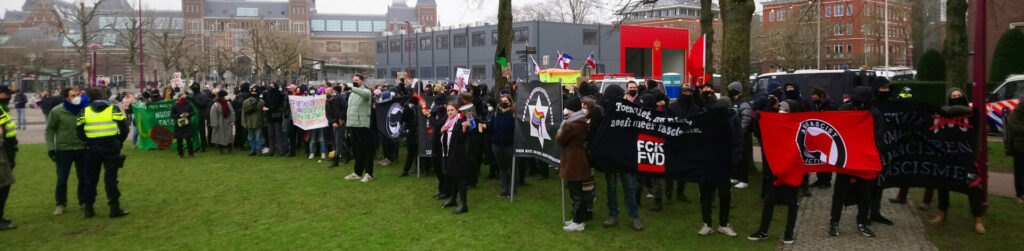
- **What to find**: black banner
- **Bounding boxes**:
[513,81,563,165]
[877,102,982,192]
[417,95,436,157]
[590,101,733,182]
[374,97,409,143]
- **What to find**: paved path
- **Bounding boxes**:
[12,107,47,145]
[780,177,938,251]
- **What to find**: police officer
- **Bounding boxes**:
[76,88,130,218]
[0,86,17,230]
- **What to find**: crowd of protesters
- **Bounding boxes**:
[0,71,1013,247]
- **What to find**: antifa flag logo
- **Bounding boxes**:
[796,119,847,167]
[637,134,666,173]
[386,102,404,139]
[522,87,554,148]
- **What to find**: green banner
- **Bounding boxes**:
[131,100,201,150]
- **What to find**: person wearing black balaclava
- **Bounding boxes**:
[782,83,813,198]
[809,87,838,189]
[729,82,754,190]
[748,95,800,245]
[865,77,894,226]
[930,87,987,234]
[664,83,700,205]
[262,83,286,157]
[635,94,666,211]
[190,83,212,153]
[829,86,877,238]
[232,83,251,150]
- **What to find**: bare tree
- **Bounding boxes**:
[512,2,561,22]
[106,9,155,89]
[150,30,189,82]
[261,30,313,83]
[52,0,107,84]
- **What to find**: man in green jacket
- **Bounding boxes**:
[344,74,375,183]
[45,87,89,215]
[242,87,266,156]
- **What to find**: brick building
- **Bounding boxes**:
[966,0,1024,81]
[617,0,722,72]
[760,0,912,73]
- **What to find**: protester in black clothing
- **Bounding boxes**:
[440,102,470,214]
[430,89,451,199]
[828,86,877,238]
[664,83,700,204]
[867,78,895,226]
[462,87,488,188]
[697,97,739,237]
[729,82,755,189]
[262,83,286,156]
[782,83,814,197]
[232,83,251,150]
[808,87,838,188]
[171,92,196,158]
[326,86,349,167]
[930,88,987,234]
[401,93,422,176]
[748,95,799,245]
[487,94,516,197]
[190,83,213,152]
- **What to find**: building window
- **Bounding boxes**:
[454,34,467,48]
[491,30,498,45]
[358,21,372,32]
[769,10,774,22]
[436,66,449,79]
[436,36,449,49]
[847,4,853,16]
[311,20,325,31]
[293,23,305,32]
[420,67,434,79]
[513,28,529,44]
[390,40,401,52]
[825,6,831,17]
[583,29,598,45]
[236,7,258,17]
[420,37,432,51]
[835,5,843,17]
[376,42,385,53]
[406,39,415,51]
[472,32,485,47]
[373,21,386,32]
[342,20,356,31]
[834,25,842,35]
[778,10,784,21]
[847,44,853,54]
[471,65,487,80]
[391,68,402,79]
[846,24,853,35]
[325,20,341,31]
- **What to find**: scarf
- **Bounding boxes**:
[443,113,461,132]
[217,99,230,118]
[561,110,587,128]
[177,99,187,105]
[61,94,90,115]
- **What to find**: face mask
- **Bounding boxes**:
[627,90,638,97]
[779,109,787,113]
[71,96,82,105]
[499,102,509,109]
[563,109,571,115]
[487,106,494,112]
[581,108,588,115]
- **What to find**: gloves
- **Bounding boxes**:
[48,150,56,161]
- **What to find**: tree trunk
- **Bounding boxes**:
[493,0,512,93]
[943,0,968,92]
[700,0,714,77]
[720,0,756,93]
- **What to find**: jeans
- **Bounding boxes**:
[605,171,639,220]
[1014,153,1024,197]
[568,181,593,223]
[350,127,374,176]
[758,185,798,238]
[307,128,325,155]
[266,122,281,154]
[830,174,871,225]
[699,182,731,226]
[492,144,514,194]
[81,151,122,206]
[15,108,25,129]
[247,129,263,153]
[55,150,86,206]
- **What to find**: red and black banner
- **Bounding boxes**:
[590,101,733,182]
[758,111,882,186]
[876,102,981,192]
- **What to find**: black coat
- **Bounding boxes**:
[440,117,468,176]
[326,93,348,124]
[171,101,196,138]
[193,91,214,119]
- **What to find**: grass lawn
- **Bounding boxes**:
[987,141,1014,173]
[1,143,789,249]
[907,188,1024,250]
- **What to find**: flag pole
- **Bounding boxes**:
[510,157,516,202]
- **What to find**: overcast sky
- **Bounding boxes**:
[1,0,765,24]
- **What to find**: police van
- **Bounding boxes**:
[751,69,878,106]
[984,74,1024,132]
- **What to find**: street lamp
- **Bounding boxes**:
[89,43,102,87]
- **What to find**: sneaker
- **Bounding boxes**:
[53,205,66,215]
[734,182,749,189]
[563,222,585,232]
[747,231,769,241]
[361,174,373,183]
[717,224,738,237]
[321,153,326,159]
[381,159,392,166]
[698,224,714,235]
[857,224,876,237]
[261,147,271,154]
[870,215,894,225]
[630,219,645,231]
[828,223,840,237]
[645,192,655,198]
[783,236,795,245]
[602,217,618,228]
[0,219,15,231]
[308,153,314,159]
[344,173,361,180]
[889,198,908,204]
[918,203,932,211]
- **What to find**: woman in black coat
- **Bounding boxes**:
[440,102,469,214]
[171,92,196,158]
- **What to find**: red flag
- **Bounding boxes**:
[758,111,882,186]
[686,34,711,86]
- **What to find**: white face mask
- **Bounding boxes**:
[581,108,588,115]
[779,109,787,113]
[488,106,494,112]
[71,96,82,105]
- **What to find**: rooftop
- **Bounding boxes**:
[204,0,291,19]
